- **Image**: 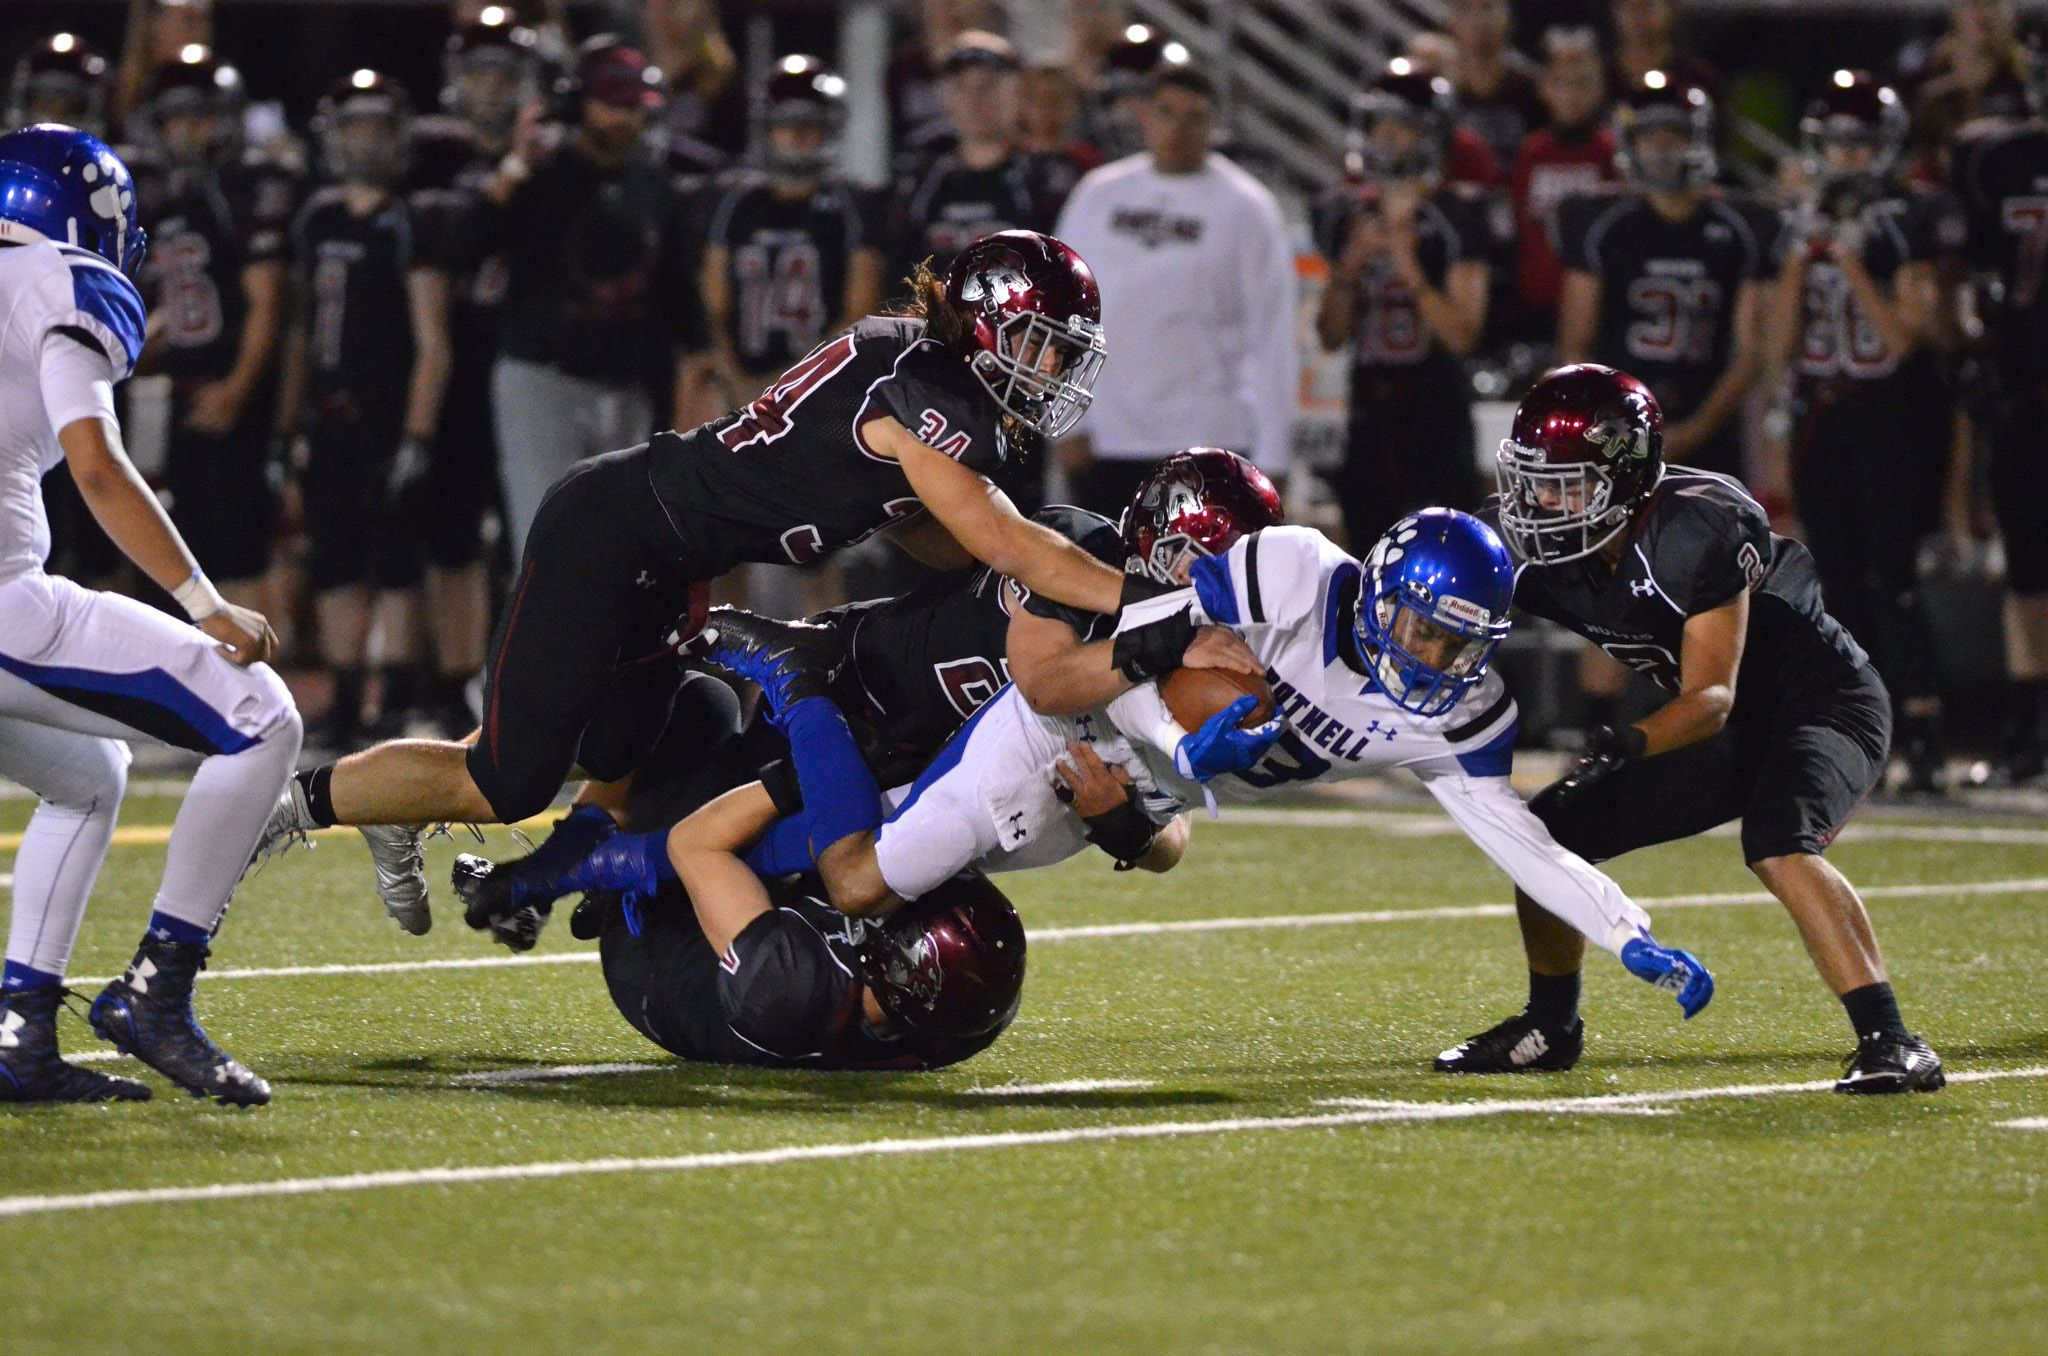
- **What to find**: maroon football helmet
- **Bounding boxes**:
[1614,74,1716,193]
[1122,448,1284,585]
[315,70,414,188]
[1496,364,1664,565]
[8,33,110,134]
[1801,70,1907,202]
[143,48,247,168]
[1346,61,1456,181]
[856,873,1026,1044]
[944,229,1107,438]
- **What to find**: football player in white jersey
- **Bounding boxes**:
[0,126,301,1106]
[564,501,1717,1033]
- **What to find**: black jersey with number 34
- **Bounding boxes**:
[1555,191,1778,420]
[1498,471,1867,720]
[647,315,1008,575]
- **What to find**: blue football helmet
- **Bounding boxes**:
[1355,508,1515,717]
[0,123,147,276]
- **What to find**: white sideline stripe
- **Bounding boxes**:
[61,877,2048,989]
[959,1078,1157,1097]
[1214,807,2048,846]
[1999,1117,2048,1130]
[0,872,10,888]
[3,1065,2041,1220]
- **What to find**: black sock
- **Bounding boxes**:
[330,667,363,730]
[2008,679,2048,745]
[1840,982,1907,1040]
[297,765,339,828]
[1527,970,1582,1026]
[381,663,422,715]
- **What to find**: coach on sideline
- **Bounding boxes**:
[1053,62,1297,515]
[472,36,701,558]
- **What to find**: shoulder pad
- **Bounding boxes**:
[56,251,145,379]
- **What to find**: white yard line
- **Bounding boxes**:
[958,1079,1158,1097]
[60,876,2048,989]
[449,1062,673,1085]
[1997,1117,2048,1130]
[2,1065,2041,1220]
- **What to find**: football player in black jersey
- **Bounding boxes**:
[1316,62,1493,550]
[274,72,458,750]
[264,231,1270,931]
[1951,41,2048,782]
[1440,364,1944,1094]
[1768,71,1966,794]
[697,57,883,417]
[1554,78,1776,480]
[134,50,299,611]
[449,450,1278,950]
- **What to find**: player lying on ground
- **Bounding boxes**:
[259,231,1258,930]
[553,510,1716,1026]
[0,127,301,1107]
[453,448,1280,950]
[1443,362,1941,1093]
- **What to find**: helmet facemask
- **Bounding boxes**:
[1354,574,1507,717]
[1494,437,1641,565]
[968,308,1106,439]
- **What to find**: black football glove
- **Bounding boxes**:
[1112,571,1196,683]
[1531,724,1647,818]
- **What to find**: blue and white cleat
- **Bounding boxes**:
[1620,936,1715,1020]
[691,607,842,721]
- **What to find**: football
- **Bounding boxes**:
[1161,663,1277,732]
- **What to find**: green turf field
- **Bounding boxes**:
[2,791,2044,1354]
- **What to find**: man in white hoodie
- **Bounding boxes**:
[1053,63,1297,516]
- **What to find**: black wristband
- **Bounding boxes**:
[758,759,804,817]
[1081,790,1161,866]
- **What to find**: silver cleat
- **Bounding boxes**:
[249,779,318,872]
[361,823,431,935]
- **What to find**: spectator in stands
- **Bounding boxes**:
[888,0,995,156]
[1607,0,1721,101]
[1316,63,1491,549]
[1444,0,1548,169]
[1403,33,1506,188]
[890,34,1050,284]
[1020,63,1104,217]
[1054,64,1297,515]
[471,36,700,558]
[1509,28,1619,327]
[644,0,744,173]
[274,72,457,749]
[134,50,299,617]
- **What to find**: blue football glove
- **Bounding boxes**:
[1173,695,1284,783]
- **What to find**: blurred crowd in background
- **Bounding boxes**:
[5,0,2046,797]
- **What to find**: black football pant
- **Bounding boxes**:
[1791,380,1949,705]
[465,444,706,823]
[1335,375,1480,554]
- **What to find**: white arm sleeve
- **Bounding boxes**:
[39,329,119,439]
[1417,770,1651,957]
[1106,682,1189,762]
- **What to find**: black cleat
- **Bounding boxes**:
[1434,1012,1584,1074]
[89,938,271,1107]
[568,892,615,941]
[0,984,150,1103]
[1835,1031,1945,1094]
[691,606,844,720]
[452,854,552,952]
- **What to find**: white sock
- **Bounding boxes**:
[1,731,128,984]
[149,708,304,934]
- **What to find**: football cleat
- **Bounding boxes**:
[691,607,842,721]
[250,778,318,870]
[1619,936,1716,1020]
[451,854,551,952]
[89,939,271,1107]
[1836,1032,1946,1094]
[362,823,431,935]
[1434,1012,1584,1074]
[568,893,615,941]
[0,984,151,1104]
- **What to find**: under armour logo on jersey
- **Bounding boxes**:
[1364,720,1397,742]
[1006,811,1028,843]
[1074,714,1097,743]
[1631,579,1657,598]
[634,570,657,590]
[0,1009,24,1050]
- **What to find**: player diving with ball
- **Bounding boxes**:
[537,497,1718,1033]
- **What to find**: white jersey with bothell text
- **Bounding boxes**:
[1105,525,1652,952]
